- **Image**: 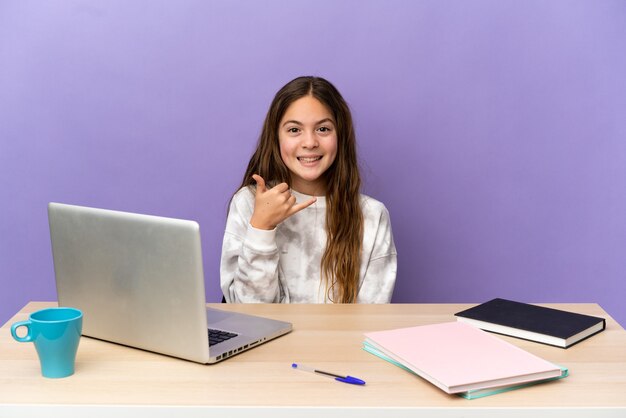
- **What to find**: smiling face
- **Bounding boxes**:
[278,95,338,196]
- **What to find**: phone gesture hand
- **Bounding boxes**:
[249,174,316,230]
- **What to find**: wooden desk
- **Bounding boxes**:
[1,302,625,417]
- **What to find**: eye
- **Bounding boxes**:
[287,127,300,134]
[318,126,332,133]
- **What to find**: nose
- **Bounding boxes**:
[301,131,319,148]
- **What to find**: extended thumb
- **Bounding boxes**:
[252,174,266,192]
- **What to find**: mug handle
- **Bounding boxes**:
[11,320,33,343]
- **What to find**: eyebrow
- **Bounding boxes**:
[281,118,335,128]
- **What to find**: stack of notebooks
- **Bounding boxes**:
[364,299,606,399]
[364,321,568,399]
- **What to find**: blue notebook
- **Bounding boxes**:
[455,298,605,348]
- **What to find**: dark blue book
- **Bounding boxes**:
[455,298,605,348]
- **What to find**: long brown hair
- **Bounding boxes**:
[239,76,363,303]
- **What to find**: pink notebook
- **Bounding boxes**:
[364,321,562,394]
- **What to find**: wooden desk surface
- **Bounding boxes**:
[1,302,625,418]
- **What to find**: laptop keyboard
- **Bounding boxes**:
[208,329,238,346]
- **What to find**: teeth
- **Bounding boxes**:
[298,156,322,163]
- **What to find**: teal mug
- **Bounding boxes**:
[11,307,83,378]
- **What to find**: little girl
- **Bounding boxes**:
[220,76,397,303]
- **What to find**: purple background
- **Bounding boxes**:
[1,1,625,326]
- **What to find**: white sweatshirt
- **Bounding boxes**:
[220,186,397,303]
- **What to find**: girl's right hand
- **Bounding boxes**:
[249,174,317,230]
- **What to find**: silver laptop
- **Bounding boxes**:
[48,202,292,364]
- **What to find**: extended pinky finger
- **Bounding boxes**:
[289,197,317,215]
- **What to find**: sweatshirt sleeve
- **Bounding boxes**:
[357,203,398,303]
[220,188,282,303]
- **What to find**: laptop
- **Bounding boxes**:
[48,202,292,364]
